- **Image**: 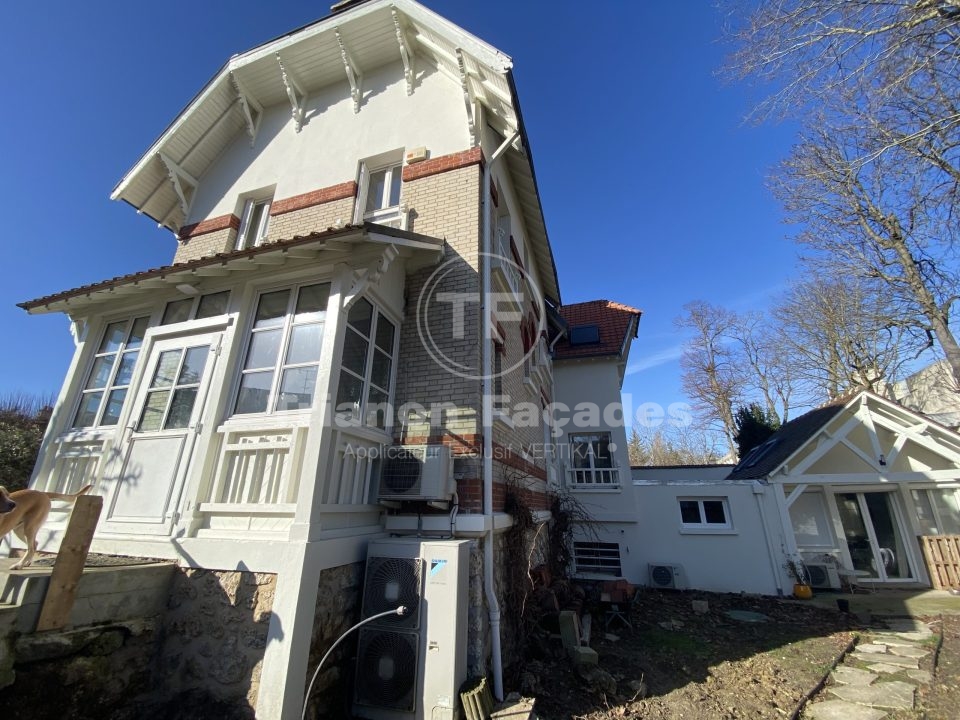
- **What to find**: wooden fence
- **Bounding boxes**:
[919,535,960,589]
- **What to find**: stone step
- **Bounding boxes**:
[806,699,888,720]
[828,680,915,710]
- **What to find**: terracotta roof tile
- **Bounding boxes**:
[554,299,641,360]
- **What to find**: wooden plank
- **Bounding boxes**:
[35,494,103,632]
[920,535,960,589]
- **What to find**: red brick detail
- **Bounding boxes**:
[393,435,481,454]
[401,147,483,182]
[493,442,548,482]
[269,181,358,216]
[457,477,483,512]
[453,478,549,513]
[179,213,240,239]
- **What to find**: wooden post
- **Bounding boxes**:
[35,494,103,632]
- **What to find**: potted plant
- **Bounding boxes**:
[784,557,813,599]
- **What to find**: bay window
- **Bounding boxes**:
[335,298,396,429]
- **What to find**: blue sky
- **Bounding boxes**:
[0,0,800,423]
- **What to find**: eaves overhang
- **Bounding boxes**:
[19,223,443,315]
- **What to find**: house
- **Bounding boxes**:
[12,1,564,716]
[892,359,960,430]
[625,391,960,596]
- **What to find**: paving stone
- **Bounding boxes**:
[858,643,889,654]
[883,619,931,634]
[894,631,934,642]
[887,645,928,659]
[906,669,933,683]
[806,699,888,720]
[866,663,908,675]
[831,666,878,686]
[850,652,918,668]
[867,635,920,647]
[828,681,915,710]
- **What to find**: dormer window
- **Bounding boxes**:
[357,156,404,228]
[236,196,272,250]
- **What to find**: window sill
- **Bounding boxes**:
[569,485,622,493]
[679,527,737,535]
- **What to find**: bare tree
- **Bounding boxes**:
[627,426,725,467]
[731,311,797,423]
[677,301,745,455]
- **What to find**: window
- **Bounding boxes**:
[74,316,150,427]
[573,541,622,576]
[358,160,403,227]
[161,290,230,325]
[137,345,209,431]
[335,298,396,429]
[492,342,505,411]
[568,432,619,487]
[236,196,272,250]
[678,497,731,529]
[234,283,330,415]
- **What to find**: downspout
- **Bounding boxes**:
[482,130,519,703]
[752,480,785,596]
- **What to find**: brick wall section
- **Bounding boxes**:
[174,225,238,263]
[267,196,355,243]
[270,181,357,216]
[401,147,483,182]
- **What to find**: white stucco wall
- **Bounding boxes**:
[190,62,470,222]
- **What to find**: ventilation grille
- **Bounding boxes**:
[381,447,425,495]
[355,628,419,711]
[649,563,680,588]
[361,556,423,630]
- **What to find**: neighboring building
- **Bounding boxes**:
[625,392,960,596]
[551,300,643,580]
[13,1,563,716]
[892,359,960,429]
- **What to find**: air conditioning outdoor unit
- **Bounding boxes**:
[378,445,454,502]
[648,562,683,589]
[354,537,471,720]
[806,563,842,590]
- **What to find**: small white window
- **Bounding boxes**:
[161,290,230,325]
[678,497,731,529]
[568,432,619,487]
[357,159,404,227]
[236,197,272,250]
[573,541,622,576]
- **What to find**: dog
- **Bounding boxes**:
[0,484,93,569]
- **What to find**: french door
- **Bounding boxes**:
[835,491,914,581]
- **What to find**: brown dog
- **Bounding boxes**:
[0,484,93,569]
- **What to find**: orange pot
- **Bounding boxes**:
[793,583,813,599]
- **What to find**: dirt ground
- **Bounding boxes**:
[524,588,959,719]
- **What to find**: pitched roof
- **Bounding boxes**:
[725,399,849,480]
[554,300,641,361]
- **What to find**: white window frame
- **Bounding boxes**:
[567,431,619,488]
[356,156,405,228]
[160,290,231,326]
[573,541,622,577]
[236,196,272,250]
[678,497,732,531]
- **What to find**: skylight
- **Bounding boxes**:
[569,324,600,345]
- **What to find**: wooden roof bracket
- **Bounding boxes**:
[392,7,415,96]
[230,71,263,146]
[157,152,197,225]
[335,28,363,113]
[456,48,477,147]
[276,52,306,132]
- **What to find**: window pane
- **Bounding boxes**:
[165,388,198,429]
[245,329,282,369]
[127,317,150,348]
[151,350,182,389]
[365,169,387,213]
[101,389,127,426]
[73,392,103,427]
[286,324,323,365]
[347,298,373,335]
[162,298,192,325]
[593,435,613,468]
[99,322,127,353]
[138,390,170,432]
[336,371,364,413]
[114,351,139,386]
[342,328,369,376]
[179,346,209,385]
[571,438,592,469]
[703,501,726,524]
[388,167,401,207]
[367,386,389,429]
[196,291,230,319]
[254,290,290,328]
[295,284,330,323]
[679,500,702,524]
[85,355,116,390]
[375,315,395,352]
[371,349,392,391]
[235,372,273,414]
[275,366,318,411]
[932,490,960,534]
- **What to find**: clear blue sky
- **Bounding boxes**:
[0,0,800,422]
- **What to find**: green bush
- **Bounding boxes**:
[0,393,53,492]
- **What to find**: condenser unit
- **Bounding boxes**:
[648,562,684,589]
[378,445,454,502]
[806,563,842,590]
[354,537,471,720]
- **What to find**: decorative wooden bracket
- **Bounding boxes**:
[230,71,263,146]
[276,52,306,132]
[157,152,197,219]
[455,48,477,147]
[335,27,363,113]
[392,7,415,95]
[343,244,400,310]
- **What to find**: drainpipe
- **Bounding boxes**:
[481,130,519,702]
[753,481,784,596]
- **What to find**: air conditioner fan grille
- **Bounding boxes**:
[362,556,423,629]
[355,628,419,711]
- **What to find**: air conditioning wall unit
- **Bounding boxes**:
[354,537,471,720]
[648,562,684,589]
[378,445,454,502]
[806,563,842,590]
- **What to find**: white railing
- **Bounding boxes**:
[204,426,306,506]
[41,437,109,494]
[567,467,620,489]
[321,430,382,505]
